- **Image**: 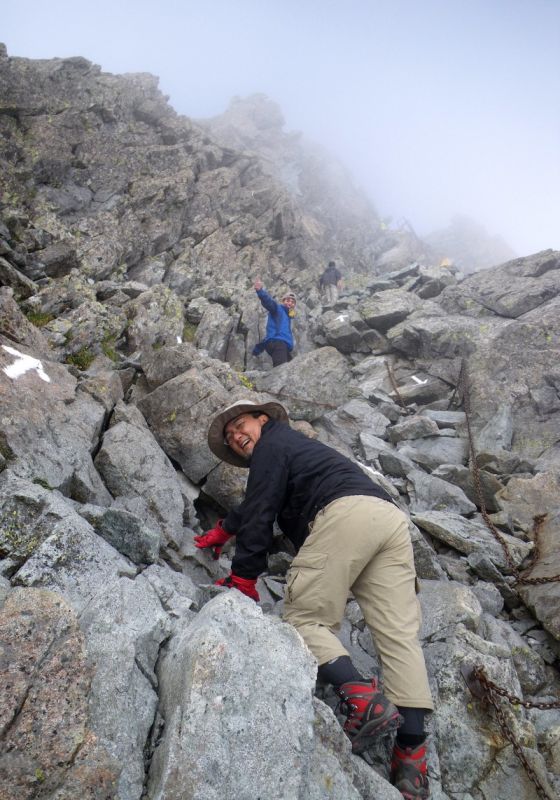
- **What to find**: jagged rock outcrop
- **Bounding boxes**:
[201,94,427,275]
[1,45,559,800]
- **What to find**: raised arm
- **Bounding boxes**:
[254,276,280,314]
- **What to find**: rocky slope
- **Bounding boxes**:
[1,45,560,800]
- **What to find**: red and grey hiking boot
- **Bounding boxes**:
[336,679,403,754]
[391,742,429,799]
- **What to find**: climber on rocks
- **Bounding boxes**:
[196,398,434,799]
[251,276,296,367]
[319,260,343,304]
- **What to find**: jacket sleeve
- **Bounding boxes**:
[230,437,290,579]
[256,287,280,315]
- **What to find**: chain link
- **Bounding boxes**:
[473,666,560,711]
[384,361,411,413]
[457,362,560,797]
[465,666,559,800]
[455,359,560,585]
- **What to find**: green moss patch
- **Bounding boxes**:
[66,347,95,371]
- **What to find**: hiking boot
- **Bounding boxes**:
[391,742,429,799]
[336,679,403,754]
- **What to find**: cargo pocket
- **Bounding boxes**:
[285,551,328,606]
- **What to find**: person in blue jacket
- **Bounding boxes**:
[251,276,296,367]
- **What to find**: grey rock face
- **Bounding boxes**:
[94,420,184,539]
[409,523,447,581]
[149,591,406,800]
[202,93,392,275]
[407,469,477,515]
[358,288,422,332]
[475,404,514,452]
[319,399,391,449]
[252,347,352,421]
[202,460,248,510]
[389,414,440,442]
[440,249,560,318]
[419,580,483,640]
[463,287,560,471]
[194,302,239,360]
[143,563,200,619]
[11,503,136,613]
[420,409,466,429]
[483,615,547,694]
[359,431,396,462]
[0,255,37,298]
[79,573,172,800]
[136,367,229,481]
[0,588,120,800]
[431,463,504,513]
[141,341,200,389]
[2,48,560,800]
[323,313,364,354]
[149,593,318,799]
[0,288,52,357]
[125,285,185,355]
[387,313,510,359]
[412,510,533,571]
[0,339,110,504]
[397,435,468,471]
[80,505,160,564]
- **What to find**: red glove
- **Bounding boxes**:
[215,572,260,602]
[193,520,233,559]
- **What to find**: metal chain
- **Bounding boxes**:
[458,359,560,585]
[458,362,560,799]
[384,361,410,413]
[462,665,558,800]
[473,666,560,711]
[477,668,558,799]
[484,685,555,800]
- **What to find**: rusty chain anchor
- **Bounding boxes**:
[461,664,559,800]
[456,359,560,798]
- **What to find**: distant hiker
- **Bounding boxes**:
[197,398,433,799]
[319,261,343,304]
[251,277,296,368]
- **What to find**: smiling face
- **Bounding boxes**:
[224,412,270,460]
[282,296,296,310]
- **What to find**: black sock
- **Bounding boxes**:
[396,706,427,748]
[317,655,364,688]
[396,732,426,748]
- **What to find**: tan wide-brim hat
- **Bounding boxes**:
[207,398,289,468]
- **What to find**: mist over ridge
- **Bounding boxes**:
[3,0,559,261]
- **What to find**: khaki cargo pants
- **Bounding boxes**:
[283,495,433,709]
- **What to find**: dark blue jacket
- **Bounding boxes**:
[254,288,294,351]
[224,419,393,578]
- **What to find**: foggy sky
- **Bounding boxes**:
[4,0,560,257]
